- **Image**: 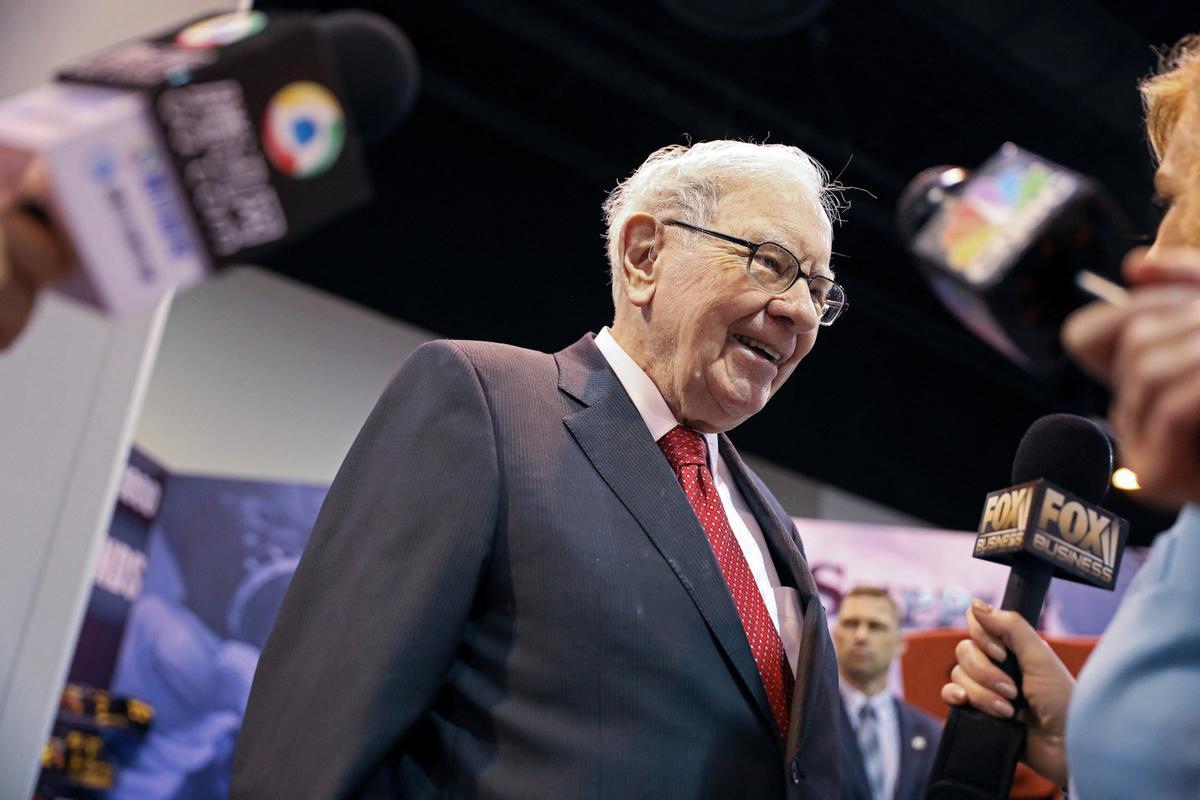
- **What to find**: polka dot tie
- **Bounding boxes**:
[658,425,794,737]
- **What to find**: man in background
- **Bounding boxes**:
[833,586,941,800]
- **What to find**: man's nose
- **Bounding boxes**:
[767,281,819,331]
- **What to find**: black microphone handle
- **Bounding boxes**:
[996,558,1054,690]
[925,558,1054,800]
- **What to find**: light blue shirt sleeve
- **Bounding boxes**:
[1066,504,1200,799]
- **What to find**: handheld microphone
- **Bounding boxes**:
[897,144,1130,376]
[925,414,1129,800]
[0,9,419,313]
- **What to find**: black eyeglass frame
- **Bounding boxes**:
[662,219,848,325]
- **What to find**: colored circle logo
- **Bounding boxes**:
[938,164,1052,276]
[261,82,346,179]
[175,11,267,49]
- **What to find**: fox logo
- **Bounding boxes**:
[1035,488,1118,568]
[979,486,1033,533]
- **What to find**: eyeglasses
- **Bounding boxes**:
[662,219,848,326]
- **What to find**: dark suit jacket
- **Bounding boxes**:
[232,334,841,799]
[837,695,942,800]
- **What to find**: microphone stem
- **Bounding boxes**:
[1000,558,1054,626]
[995,559,1054,701]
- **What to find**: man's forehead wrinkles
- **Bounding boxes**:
[742,219,811,246]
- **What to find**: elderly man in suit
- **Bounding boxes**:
[833,586,941,800]
[231,140,849,799]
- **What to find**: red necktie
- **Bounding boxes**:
[658,425,794,737]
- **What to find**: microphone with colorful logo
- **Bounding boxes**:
[924,413,1129,800]
[896,144,1131,382]
[0,8,418,315]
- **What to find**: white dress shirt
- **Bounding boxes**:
[593,327,803,674]
[840,683,901,800]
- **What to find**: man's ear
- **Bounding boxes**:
[618,213,662,308]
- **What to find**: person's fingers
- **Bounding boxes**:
[0,215,10,287]
[0,157,75,349]
[1064,300,1142,382]
[954,637,1019,700]
[965,602,1008,662]
[0,178,15,218]
[949,663,1015,719]
[1063,286,1199,383]
[1124,245,1200,286]
[1109,302,1200,437]
[968,600,1059,672]
[0,201,71,350]
[1065,244,1200,376]
[14,158,50,198]
[0,270,36,349]
[0,207,73,287]
[941,681,967,707]
[1119,367,1200,505]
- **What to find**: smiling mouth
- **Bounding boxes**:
[732,333,782,363]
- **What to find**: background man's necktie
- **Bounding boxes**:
[858,703,886,800]
[658,425,794,737]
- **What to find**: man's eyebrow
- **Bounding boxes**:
[811,260,836,281]
[805,251,835,281]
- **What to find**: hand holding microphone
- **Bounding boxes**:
[942,600,1075,790]
[925,414,1128,799]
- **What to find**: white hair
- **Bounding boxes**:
[601,140,844,303]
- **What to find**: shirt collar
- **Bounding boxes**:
[594,327,720,472]
[839,680,894,724]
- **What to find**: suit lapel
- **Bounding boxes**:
[719,436,833,756]
[718,436,812,598]
[556,335,780,743]
[838,699,872,800]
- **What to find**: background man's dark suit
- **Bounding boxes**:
[837,698,941,800]
[232,334,840,798]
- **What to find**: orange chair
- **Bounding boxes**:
[899,628,1098,800]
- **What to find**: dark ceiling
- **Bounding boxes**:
[257,0,1196,546]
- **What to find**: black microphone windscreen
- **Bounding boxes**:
[1011,413,1113,503]
[319,10,420,144]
